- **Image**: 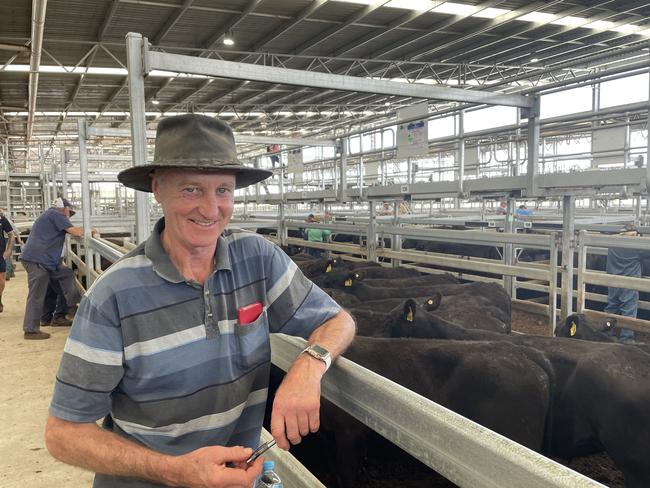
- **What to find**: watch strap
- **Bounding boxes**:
[302,344,332,371]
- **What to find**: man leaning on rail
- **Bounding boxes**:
[20,197,96,340]
[44,114,356,488]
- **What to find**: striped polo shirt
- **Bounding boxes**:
[50,219,341,487]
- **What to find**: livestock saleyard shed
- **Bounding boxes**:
[2,0,650,486]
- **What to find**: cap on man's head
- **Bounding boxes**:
[117,114,273,192]
[53,197,76,217]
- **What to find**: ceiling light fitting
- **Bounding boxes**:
[223,31,235,46]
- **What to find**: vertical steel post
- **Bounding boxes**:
[524,96,540,197]
[50,158,57,202]
[60,148,68,199]
[458,109,465,195]
[503,199,515,297]
[367,202,377,263]
[4,141,10,215]
[576,230,587,314]
[548,232,559,335]
[78,119,94,288]
[391,202,401,268]
[126,32,151,243]
[560,195,576,320]
[646,51,650,192]
[338,138,347,202]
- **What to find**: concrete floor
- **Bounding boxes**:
[0,264,93,487]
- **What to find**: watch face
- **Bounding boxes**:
[310,344,329,357]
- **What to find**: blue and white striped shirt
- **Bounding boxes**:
[50,218,341,487]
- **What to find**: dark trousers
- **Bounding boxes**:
[41,281,68,322]
[23,261,80,332]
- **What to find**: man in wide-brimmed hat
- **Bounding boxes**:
[45,114,355,488]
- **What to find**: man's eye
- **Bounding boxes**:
[218,187,232,194]
[184,187,198,193]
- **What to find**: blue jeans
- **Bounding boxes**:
[605,287,637,340]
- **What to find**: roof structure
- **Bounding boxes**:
[1,0,649,143]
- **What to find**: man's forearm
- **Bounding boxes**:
[306,309,356,363]
[45,416,176,485]
[5,233,14,254]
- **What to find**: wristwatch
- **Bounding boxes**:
[301,344,332,371]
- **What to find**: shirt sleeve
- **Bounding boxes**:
[49,285,125,423]
[51,211,73,233]
[265,245,341,338]
[0,216,13,235]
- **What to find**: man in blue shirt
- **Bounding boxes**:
[20,198,94,340]
[0,211,15,313]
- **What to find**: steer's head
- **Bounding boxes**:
[422,294,442,312]
[323,257,339,273]
[387,299,443,339]
[558,313,618,341]
[341,272,360,288]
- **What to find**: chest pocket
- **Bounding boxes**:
[234,308,271,372]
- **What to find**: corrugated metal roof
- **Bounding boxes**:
[0,0,648,140]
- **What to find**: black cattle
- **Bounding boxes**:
[351,290,509,334]
[313,265,420,288]
[322,287,360,309]
[348,272,460,289]
[382,301,650,488]
[297,257,342,279]
[329,337,553,487]
[557,314,619,342]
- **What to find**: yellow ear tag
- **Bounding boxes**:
[344,278,352,287]
[325,264,332,273]
[406,309,414,322]
[570,322,577,337]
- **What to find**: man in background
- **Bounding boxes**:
[0,209,15,312]
[605,223,650,343]
[20,198,93,340]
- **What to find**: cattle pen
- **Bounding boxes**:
[2,2,650,487]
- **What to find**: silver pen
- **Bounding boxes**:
[246,439,277,464]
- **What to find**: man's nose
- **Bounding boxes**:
[196,191,225,217]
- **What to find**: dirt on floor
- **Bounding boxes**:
[0,264,94,488]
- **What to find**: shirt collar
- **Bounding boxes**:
[144,218,232,283]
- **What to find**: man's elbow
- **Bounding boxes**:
[45,415,68,460]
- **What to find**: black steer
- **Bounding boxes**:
[557,314,619,342]
[384,301,650,488]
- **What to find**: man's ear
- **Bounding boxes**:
[151,173,162,204]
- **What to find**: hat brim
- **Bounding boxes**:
[117,163,273,192]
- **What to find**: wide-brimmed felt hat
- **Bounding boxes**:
[118,114,273,192]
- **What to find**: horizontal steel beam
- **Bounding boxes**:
[147,50,533,108]
[581,233,650,251]
[270,334,602,488]
[87,126,335,146]
[378,249,548,281]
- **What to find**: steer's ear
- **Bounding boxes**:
[403,299,417,322]
[343,272,357,287]
[424,293,442,311]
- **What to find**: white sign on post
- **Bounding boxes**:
[397,102,429,159]
[287,148,303,173]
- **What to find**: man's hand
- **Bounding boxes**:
[2,250,9,259]
[163,445,262,488]
[271,354,326,450]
